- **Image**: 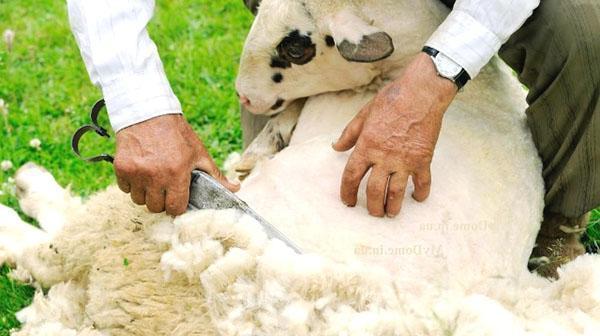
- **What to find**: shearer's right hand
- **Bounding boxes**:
[114,114,240,216]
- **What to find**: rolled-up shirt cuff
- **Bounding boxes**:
[426,9,502,79]
[101,70,182,132]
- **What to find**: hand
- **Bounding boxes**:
[114,114,239,216]
[332,53,457,217]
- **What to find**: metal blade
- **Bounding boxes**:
[187,170,302,254]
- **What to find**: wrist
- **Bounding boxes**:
[421,46,470,91]
[415,53,458,97]
[116,113,185,137]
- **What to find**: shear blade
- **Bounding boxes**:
[187,170,302,254]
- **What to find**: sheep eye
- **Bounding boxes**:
[276,30,316,65]
[287,43,304,59]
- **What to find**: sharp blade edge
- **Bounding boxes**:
[187,170,303,254]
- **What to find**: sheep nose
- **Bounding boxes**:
[239,95,251,107]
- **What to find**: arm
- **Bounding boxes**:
[68,0,238,215]
[333,0,540,217]
[67,0,181,131]
[427,0,540,78]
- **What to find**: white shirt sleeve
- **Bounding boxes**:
[67,0,182,132]
[426,0,540,78]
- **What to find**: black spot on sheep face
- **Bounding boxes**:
[272,73,283,83]
[325,35,335,47]
[274,30,316,67]
[270,98,285,110]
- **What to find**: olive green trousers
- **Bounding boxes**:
[240,0,600,218]
[497,0,600,217]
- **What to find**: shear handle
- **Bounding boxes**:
[71,99,114,163]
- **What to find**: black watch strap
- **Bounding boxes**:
[422,46,470,90]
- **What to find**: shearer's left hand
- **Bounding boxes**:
[332,52,458,218]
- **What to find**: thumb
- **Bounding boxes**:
[332,107,369,152]
[196,157,241,192]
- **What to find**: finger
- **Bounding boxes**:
[196,157,241,192]
[332,107,370,152]
[385,171,409,218]
[113,159,131,193]
[412,167,432,202]
[130,184,146,206]
[145,187,166,213]
[340,152,371,207]
[366,168,390,217]
[116,175,131,193]
[165,174,191,216]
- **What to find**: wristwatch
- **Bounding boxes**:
[422,46,470,90]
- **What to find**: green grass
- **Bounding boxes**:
[0,0,252,332]
[0,0,599,334]
[586,209,600,252]
[0,266,34,334]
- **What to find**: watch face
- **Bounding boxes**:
[434,53,462,78]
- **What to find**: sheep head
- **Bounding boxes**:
[236,0,394,115]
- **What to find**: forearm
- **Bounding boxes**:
[67,0,181,131]
[426,0,540,78]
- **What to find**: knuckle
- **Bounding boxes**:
[344,166,363,182]
[397,186,407,197]
[164,161,185,175]
[114,160,136,176]
[366,186,378,197]
[169,178,190,193]
[387,189,399,200]
[388,185,406,201]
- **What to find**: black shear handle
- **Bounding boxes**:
[71,99,114,163]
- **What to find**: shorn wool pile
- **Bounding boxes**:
[0,164,599,335]
[1,0,600,334]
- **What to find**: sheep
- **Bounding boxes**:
[235,0,451,172]
[1,163,600,335]
[1,0,600,334]
[233,0,544,274]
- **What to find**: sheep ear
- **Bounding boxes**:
[326,10,394,63]
[242,0,260,15]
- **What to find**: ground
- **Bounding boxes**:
[0,0,598,334]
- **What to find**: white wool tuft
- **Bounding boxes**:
[160,239,224,281]
[14,282,92,335]
[554,255,600,317]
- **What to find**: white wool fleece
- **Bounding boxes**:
[5,185,600,336]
